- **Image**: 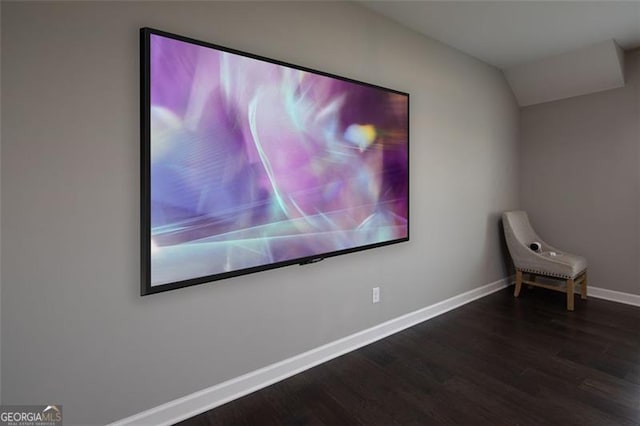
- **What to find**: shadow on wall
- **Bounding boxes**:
[497,215,515,276]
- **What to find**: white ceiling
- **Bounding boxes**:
[360,1,640,69]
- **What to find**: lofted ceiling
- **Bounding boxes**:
[359,1,640,70]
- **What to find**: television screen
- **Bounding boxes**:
[141,28,409,295]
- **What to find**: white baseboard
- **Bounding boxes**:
[111,276,511,426]
[586,285,640,307]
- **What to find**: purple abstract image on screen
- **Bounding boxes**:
[149,34,408,286]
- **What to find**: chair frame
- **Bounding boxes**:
[514,269,587,311]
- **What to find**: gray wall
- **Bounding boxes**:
[520,48,640,296]
[0,0,2,404]
[1,2,519,424]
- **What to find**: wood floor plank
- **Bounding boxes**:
[179,287,640,426]
[520,367,639,425]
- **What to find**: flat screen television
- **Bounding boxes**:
[141,28,409,295]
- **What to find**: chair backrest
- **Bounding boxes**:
[503,211,537,246]
[502,210,541,269]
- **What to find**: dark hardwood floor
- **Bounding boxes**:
[179,286,640,425]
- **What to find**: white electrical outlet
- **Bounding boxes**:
[372,287,380,304]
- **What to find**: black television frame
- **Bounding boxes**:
[140,27,409,296]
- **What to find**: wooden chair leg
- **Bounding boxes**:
[567,278,575,311]
[528,273,536,289]
[514,270,522,297]
[581,271,588,300]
